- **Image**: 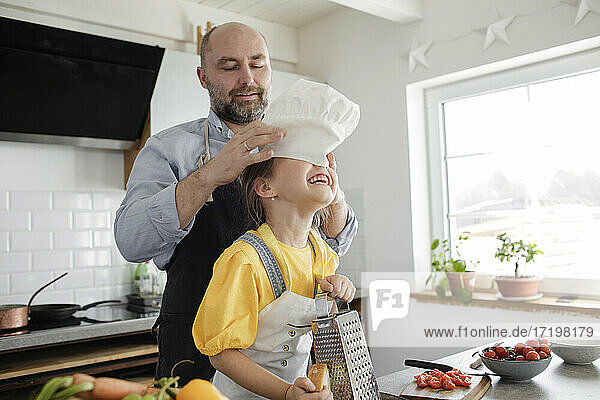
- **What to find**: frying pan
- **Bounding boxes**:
[30,300,121,321]
[0,272,68,330]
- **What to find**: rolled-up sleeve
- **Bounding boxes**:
[114,135,195,267]
[319,204,358,257]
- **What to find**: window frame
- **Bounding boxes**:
[408,37,600,298]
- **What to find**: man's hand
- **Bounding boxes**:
[285,378,333,400]
[321,153,348,238]
[325,152,343,205]
[319,275,356,303]
[204,120,285,187]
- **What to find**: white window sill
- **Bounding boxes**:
[411,290,600,317]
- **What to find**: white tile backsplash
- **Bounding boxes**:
[74,212,110,229]
[93,192,125,210]
[53,192,92,210]
[0,232,8,252]
[54,231,92,249]
[0,190,132,305]
[53,269,94,290]
[111,248,128,265]
[94,265,133,286]
[10,271,54,294]
[93,230,115,247]
[10,191,52,210]
[0,191,8,210]
[0,274,8,295]
[10,232,52,251]
[0,293,29,303]
[32,211,72,230]
[107,284,133,301]
[0,212,30,231]
[0,253,31,273]
[32,250,72,271]
[74,249,110,268]
[33,289,74,304]
[74,287,108,304]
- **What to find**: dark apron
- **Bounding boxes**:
[153,179,247,385]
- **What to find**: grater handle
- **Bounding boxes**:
[315,293,332,318]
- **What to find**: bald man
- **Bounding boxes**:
[115,23,358,385]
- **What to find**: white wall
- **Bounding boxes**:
[297,0,600,376]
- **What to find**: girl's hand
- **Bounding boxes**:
[285,378,333,400]
[319,275,356,303]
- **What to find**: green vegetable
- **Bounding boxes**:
[51,382,94,400]
[34,377,74,400]
[121,395,143,400]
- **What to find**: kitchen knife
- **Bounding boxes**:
[404,359,499,376]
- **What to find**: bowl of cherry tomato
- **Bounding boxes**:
[479,339,552,381]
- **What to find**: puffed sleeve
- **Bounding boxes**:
[192,246,260,356]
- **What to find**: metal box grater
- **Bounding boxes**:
[311,293,380,400]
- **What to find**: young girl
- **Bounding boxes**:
[192,79,360,400]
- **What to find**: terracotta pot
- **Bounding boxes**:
[494,275,542,297]
[446,271,476,295]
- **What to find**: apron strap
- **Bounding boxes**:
[236,232,287,299]
[198,119,213,202]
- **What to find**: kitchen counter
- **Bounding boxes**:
[377,346,599,399]
[0,304,156,353]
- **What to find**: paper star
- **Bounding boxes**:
[408,41,432,74]
[483,15,515,50]
[574,0,600,25]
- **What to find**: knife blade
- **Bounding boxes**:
[404,359,499,376]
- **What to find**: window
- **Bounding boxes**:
[420,42,600,296]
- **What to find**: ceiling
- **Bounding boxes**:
[196,0,343,28]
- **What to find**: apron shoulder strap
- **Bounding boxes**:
[236,232,287,299]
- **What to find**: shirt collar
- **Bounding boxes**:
[207,109,235,140]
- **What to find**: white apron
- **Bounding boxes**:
[212,225,328,400]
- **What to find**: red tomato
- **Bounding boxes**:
[494,346,509,359]
[515,343,526,354]
[416,376,428,388]
[516,355,525,361]
[539,344,551,354]
[483,350,498,359]
[539,338,549,345]
[429,378,442,389]
[526,351,541,361]
[442,378,456,390]
[526,339,540,348]
[522,346,535,355]
[538,351,548,359]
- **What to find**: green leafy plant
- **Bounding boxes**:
[428,232,478,302]
[494,232,543,278]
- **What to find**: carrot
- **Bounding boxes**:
[71,374,161,400]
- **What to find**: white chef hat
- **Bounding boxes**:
[261,79,360,167]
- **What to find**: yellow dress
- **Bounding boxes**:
[192,224,339,357]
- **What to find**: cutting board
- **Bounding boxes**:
[397,374,491,400]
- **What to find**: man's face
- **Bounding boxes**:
[199,24,272,124]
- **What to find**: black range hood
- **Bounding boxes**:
[0,17,164,150]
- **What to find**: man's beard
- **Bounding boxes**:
[206,78,270,124]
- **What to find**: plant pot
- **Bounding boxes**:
[493,275,542,297]
[446,271,476,296]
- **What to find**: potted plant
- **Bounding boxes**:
[429,233,478,303]
[494,232,543,298]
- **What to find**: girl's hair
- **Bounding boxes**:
[240,159,329,230]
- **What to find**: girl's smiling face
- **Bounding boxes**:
[264,158,336,211]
